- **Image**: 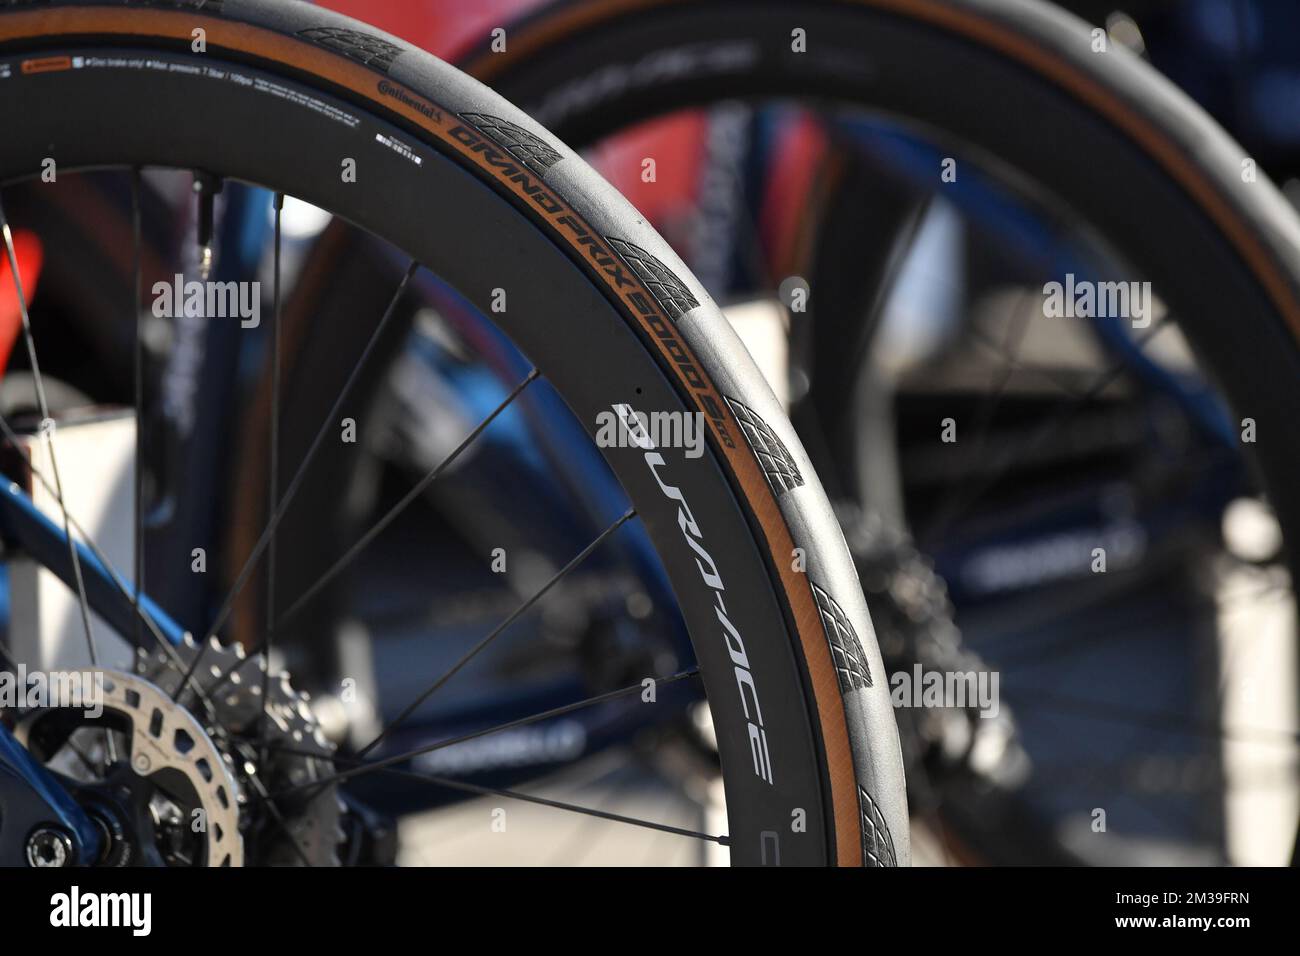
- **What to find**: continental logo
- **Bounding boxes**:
[459,112,562,177]
[377,79,440,121]
[300,26,403,72]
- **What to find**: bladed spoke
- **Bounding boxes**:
[355,508,637,760]
[175,260,420,702]
[265,667,701,795]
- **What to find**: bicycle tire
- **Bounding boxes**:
[458,0,1300,864]
[0,0,907,866]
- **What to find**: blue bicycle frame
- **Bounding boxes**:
[0,481,186,865]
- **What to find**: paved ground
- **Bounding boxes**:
[397,749,948,866]
[398,751,721,866]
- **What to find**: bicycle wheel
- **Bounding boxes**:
[0,0,906,866]
[458,0,1300,863]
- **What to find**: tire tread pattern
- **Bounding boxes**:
[811,581,873,691]
[297,26,403,72]
[459,111,564,175]
[858,786,897,867]
[725,396,805,496]
[606,237,700,321]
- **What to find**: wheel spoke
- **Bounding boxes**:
[277,367,540,630]
[0,193,112,759]
[367,764,728,847]
[204,365,544,700]
[260,664,720,847]
[0,404,329,858]
[0,410,241,743]
[0,196,100,666]
[175,259,421,702]
[919,316,1172,543]
[355,508,637,759]
[919,292,1037,533]
[966,289,1041,434]
[265,666,700,795]
[966,322,1087,400]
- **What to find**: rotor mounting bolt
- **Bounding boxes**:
[133,753,151,773]
[25,828,73,868]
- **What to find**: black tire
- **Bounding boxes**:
[0,0,907,865]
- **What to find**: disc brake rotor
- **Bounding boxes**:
[14,633,342,866]
[138,635,342,866]
[15,667,243,866]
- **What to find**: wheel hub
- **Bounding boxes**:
[15,667,243,866]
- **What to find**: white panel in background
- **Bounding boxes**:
[8,412,136,672]
[722,298,789,410]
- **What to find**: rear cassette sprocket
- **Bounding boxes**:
[139,635,343,865]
